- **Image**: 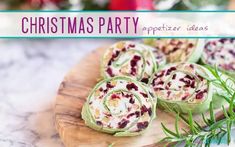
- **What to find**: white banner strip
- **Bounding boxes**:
[0,11,235,37]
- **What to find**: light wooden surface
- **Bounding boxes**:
[54,47,225,147]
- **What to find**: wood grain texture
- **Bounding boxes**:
[54,47,225,147]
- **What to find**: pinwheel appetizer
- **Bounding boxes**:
[201,38,235,78]
[144,39,204,63]
[82,76,156,136]
[147,44,166,67]
[150,63,213,114]
[101,41,162,83]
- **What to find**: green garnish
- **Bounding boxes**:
[160,66,235,147]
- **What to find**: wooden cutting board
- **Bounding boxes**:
[54,47,225,147]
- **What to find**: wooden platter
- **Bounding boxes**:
[54,47,225,147]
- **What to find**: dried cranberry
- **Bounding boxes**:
[180,78,190,85]
[147,108,152,116]
[166,67,176,75]
[157,81,164,85]
[181,95,187,100]
[196,91,204,99]
[203,89,208,93]
[219,39,227,44]
[189,64,194,69]
[99,87,103,91]
[172,47,179,52]
[167,82,171,87]
[124,93,132,98]
[229,50,235,57]
[129,44,136,48]
[172,74,176,79]
[96,121,103,126]
[197,75,204,81]
[131,60,137,67]
[190,81,195,88]
[137,121,149,130]
[170,67,177,71]
[140,92,148,98]
[130,56,141,75]
[188,43,194,48]
[165,86,169,90]
[103,89,108,93]
[166,70,171,76]
[108,60,112,66]
[130,67,137,75]
[211,41,217,46]
[133,55,141,60]
[154,87,164,91]
[118,119,129,128]
[184,85,190,88]
[141,105,148,115]
[185,75,194,80]
[107,82,114,89]
[126,83,138,91]
[135,111,140,117]
[111,94,120,99]
[155,70,165,79]
[167,91,171,97]
[127,113,135,118]
[220,55,225,59]
[129,97,135,104]
[141,78,149,84]
[112,50,120,59]
[106,67,114,77]
[122,47,126,51]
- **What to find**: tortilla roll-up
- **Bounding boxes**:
[82,76,156,136]
[144,39,204,63]
[101,41,164,83]
[150,63,213,114]
[201,38,235,79]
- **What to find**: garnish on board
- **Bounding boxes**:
[160,66,235,147]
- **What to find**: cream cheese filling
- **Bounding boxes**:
[203,39,235,72]
[88,78,153,132]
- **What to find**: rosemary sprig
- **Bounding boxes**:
[161,67,235,147]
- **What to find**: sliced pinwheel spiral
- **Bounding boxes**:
[144,39,204,63]
[82,76,156,136]
[101,41,162,83]
[147,44,166,67]
[150,63,213,114]
[201,38,235,78]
